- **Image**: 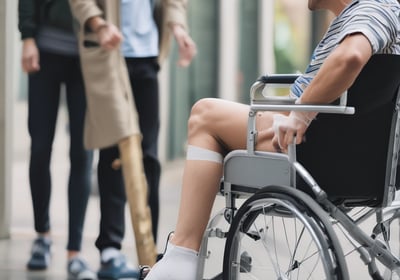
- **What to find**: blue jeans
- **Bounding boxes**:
[28,50,93,251]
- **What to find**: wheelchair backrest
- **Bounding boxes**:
[297,54,400,207]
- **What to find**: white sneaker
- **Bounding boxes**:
[67,256,96,280]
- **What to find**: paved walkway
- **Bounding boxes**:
[0,101,382,279]
[0,101,189,279]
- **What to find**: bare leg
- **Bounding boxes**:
[171,98,276,250]
[145,98,275,279]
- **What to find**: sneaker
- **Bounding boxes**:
[27,236,52,270]
[97,253,139,280]
[68,257,97,280]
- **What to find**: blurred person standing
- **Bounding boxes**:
[18,0,95,279]
[119,0,196,244]
[69,0,196,278]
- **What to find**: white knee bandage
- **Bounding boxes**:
[186,145,223,164]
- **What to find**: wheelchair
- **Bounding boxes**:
[196,54,400,280]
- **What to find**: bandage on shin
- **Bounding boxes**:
[186,145,223,164]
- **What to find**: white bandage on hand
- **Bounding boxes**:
[272,108,317,151]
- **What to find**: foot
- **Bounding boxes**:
[144,242,198,280]
[27,236,52,270]
[68,256,96,280]
[97,253,139,280]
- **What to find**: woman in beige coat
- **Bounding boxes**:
[69,0,196,278]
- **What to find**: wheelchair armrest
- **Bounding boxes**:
[250,74,355,115]
[251,104,355,115]
[257,74,300,85]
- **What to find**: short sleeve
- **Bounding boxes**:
[338,2,399,54]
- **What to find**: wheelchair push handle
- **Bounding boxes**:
[250,74,355,115]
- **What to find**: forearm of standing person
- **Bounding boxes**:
[169,23,197,67]
[165,0,196,66]
[21,38,40,73]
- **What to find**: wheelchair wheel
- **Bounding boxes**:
[223,185,348,280]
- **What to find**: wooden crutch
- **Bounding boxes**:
[95,2,158,267]
[118,135,158,266]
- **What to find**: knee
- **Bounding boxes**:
[188,98,217,138]
[30,141,52,162]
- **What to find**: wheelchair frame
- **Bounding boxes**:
[197,55,400,280]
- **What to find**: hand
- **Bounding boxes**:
[272,110,317,152]
[21,38,40,73]
[96,23,123,51]
[171,24,197,67]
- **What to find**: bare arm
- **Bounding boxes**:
[170,23,197,67]
[165,0,197,66]
[299,33,373,104]
[21,38,40,73]
[272,33,373,151]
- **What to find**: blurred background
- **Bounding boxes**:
[0,0,334,276]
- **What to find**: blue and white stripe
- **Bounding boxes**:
[291,0,400,98]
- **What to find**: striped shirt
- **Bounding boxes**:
[291,0,400,98]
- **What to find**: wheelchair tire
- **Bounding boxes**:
[222,185,349,280]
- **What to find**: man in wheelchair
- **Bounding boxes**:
[145,0,400,279]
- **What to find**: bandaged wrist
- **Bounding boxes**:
[290,111,316,126]
[293,98,318,126]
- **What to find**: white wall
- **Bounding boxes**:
[0,0,17,238]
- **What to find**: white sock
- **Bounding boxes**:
[145,242,198,280]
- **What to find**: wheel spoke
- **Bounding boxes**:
[223,191,346,280]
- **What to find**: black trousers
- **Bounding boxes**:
[95,57,161,251]
[28,51,93,251]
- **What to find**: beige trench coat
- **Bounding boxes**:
[69,0,188,149]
